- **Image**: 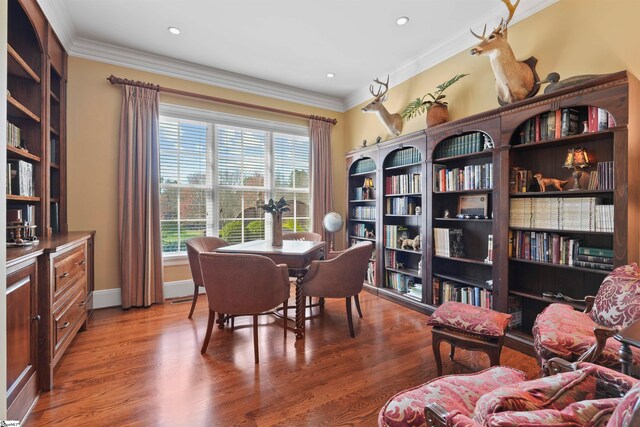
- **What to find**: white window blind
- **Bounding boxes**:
[159,106,310,254]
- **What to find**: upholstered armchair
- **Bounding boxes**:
[185,236,229,318]
[379,359,640,427]
[283,231,322,242]
[302,241,373,337]
[198,252,290,364]
[533,263,640,372]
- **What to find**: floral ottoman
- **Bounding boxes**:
[426,302,512,376]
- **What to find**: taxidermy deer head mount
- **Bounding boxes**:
[361,75,403,136]
[470,0,541,105]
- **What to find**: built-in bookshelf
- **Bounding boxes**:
[348,72,639,355]
[382,145,424,305]
[6,0,67,239]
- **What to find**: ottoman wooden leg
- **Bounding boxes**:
[449,345,456,361]
[433,331,444,377]
[488,346,502,367]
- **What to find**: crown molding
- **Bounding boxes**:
[69,38,345,112]
[36,0,76,50]
[343,0,559,110]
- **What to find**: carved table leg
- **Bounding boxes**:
[433,331,443,376]
[294,273,305,340]
[619,342,633,376]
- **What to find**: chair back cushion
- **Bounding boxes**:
[473,366,597,425]
[590,263,640,329]
[198,252,289,314]
[186,237,228,287]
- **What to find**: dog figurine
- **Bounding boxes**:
[400,235,421,251]
[365,229,375,239]
[534,173,568,192]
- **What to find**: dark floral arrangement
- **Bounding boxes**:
[261,197,290,214]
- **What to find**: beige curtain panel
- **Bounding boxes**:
[118,84,164,308]
[309,118,334,243]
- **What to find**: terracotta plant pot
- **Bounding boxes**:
[427,104,449,127]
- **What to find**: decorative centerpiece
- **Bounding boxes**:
[261,197,290,246]
[563,147,590,190]
[401,74,468,127]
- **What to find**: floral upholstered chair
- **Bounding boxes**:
[533,263,640,372]
[379,359,640,427]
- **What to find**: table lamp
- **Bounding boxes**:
[563,147,590,190]
[322,212,343,251]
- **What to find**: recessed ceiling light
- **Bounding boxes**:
[168,27,181,35]
[326,73,335,78]
[396,16,409,26]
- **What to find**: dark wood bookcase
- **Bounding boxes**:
[347,71,640,355]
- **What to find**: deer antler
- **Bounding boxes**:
[470,24,487,40]
[499,0,520,31]
[370,75,389,99]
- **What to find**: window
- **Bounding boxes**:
[159,105,310,255]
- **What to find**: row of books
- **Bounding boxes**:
[508,296,522,327]
[586,106,616,133]
[384,250,412,271]
[432,277,493,308]
[517,108,580,144]
[385,197,420,216]
[406,282,422,301]
[509,197,609,231]
[509,231,614,271]
[366,261,376,286]
[351,223,374,238]
[433,132,489,159]
[384,225,416,249]
[510,168,535,193]
[7,121,22,148]
[433,228,464,257]
[595,204,614,232]
[386,271,417,293]
[7,159,34,196]
[353,187,375,200]
[351,206,376,221]
[433,163,493,192]
[595,161,615,190]
[353,158,375,174]
[385,173,421,195]
[387,147,422,168]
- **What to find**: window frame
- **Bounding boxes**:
[159,104,311,261]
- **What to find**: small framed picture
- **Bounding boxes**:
[458,194,488,216]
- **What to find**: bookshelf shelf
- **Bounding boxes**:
[509,226,613,235]
[509,128,620,152]
[351,219,376,223]
[433,189,493,195]
[386,266,421,278]
[385,193,421,197]
[509,289,586,311]
[509,257,610,274]
[349,170,376,177]
[49,90,60,103]
[434,254,491,266]
[7,146,41,162]
[49,127,60,136]
[385,246,422,255]
[509,189,613,198]
[433,150,493,163]
[7,195,40,202]
[378,287,424,305]
[433,272,493,291]
[385,214,420,218]
[7,43,40,82]
[49,198,59,203]
[349,199,375,203]
[385,161,421,171]
[8,96,40,122]
[435,217,492,223]
[350,235,375,242]
[50,163,60,169]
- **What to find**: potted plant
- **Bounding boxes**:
[261,197,290,246]
[401,74,468,127]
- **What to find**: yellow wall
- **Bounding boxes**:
[67,58,345,291]
[344,0,640,149]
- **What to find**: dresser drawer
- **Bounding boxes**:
[53,283,86,354]
[53,245,86,299]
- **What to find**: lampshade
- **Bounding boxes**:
[563,147,590,169]
[322,212,344,233]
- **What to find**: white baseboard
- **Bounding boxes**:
[93,279,201,309]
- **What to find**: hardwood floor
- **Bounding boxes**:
[26,292,539,426]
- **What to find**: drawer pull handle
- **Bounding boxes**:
[32,315,41,321]
[78,260,86,266]
[59,272,69,279]
[59,321,70,329]
[79,301,86,307]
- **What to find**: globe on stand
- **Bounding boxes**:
[322,212,344,251]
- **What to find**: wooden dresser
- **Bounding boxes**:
[6,231,95,422]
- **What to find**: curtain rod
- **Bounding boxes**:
[107,75,338,125]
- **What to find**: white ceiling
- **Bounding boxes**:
[37,0,557,111]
